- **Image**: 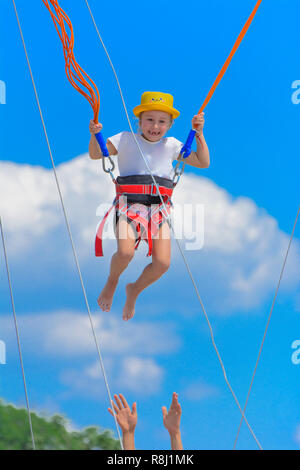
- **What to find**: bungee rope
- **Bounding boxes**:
[42,0,100,122]
[8,0,299,452]
[174,0,263,180]
[43,0,262,183]
[88,0,262,185]
[12,0,123,450]
[42,0,116,179]
[84,0,265,449]
[39,0,266,449]
[199,0,262,114]
[11,0,266,449]
[85,0,262,450]
[233,205,300,449]
[0,216,36,450]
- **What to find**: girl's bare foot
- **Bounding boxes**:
[97,278,118,312]
[123,283,138,321]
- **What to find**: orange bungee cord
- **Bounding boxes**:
[43,0,112,164]
[198,0,262,115]
[42,0,100,124]
[177,0,262,174]
[43,0,262,171]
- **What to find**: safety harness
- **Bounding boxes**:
[95,176,174,257]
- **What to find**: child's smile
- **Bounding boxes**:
[140,110,172,142]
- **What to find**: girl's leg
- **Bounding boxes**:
[123,222,171,321]
[98,218,136,312]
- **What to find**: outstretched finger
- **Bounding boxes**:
[114,394,124,410]
[131,401,137,415]
[108,407,117,417]
[118,393,129,409]
[171,392,177,404]
[109,399,120,414]
[171,393,180,410]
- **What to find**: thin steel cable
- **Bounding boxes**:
[0,217,36,450]
[11,0,123,450]
[85,0,263,450]
[233,205,300,449]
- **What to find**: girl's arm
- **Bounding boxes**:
[89,135,117,160]
[182,133,210,168]
[88,120,117,160]
[177,113,210,169]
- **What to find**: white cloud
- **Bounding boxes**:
[59,359,115,401]
[0,309,178,399]
[0,310,180,358]
[294,425,300,447]
[1,157,299,315]
[60,355,164,399]
[182,379,219,401]
[0,156,113,257]
[117,356,163,393]
[173,175,300,314]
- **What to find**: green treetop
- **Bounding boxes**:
[0,400,121,450]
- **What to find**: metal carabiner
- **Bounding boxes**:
[172,155,186,186]
[102,155,116,183]
[95,131,116,182]
[172,129,196,185]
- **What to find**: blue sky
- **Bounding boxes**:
[0,0,300,451]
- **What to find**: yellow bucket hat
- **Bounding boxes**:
[133,91,180,119]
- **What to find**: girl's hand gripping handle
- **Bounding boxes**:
[180,129,196,159]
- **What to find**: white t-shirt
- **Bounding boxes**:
[108,131,183,179]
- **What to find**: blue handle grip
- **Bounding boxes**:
[95,131,110,157]
[181,129,196,159]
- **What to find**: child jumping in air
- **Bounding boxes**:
[89,91,210,321]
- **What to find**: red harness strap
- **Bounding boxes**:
[95,183,173,257]
[95,204,115,257]
[116,183,173,197]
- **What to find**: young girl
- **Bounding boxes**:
[89,91,210,321]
